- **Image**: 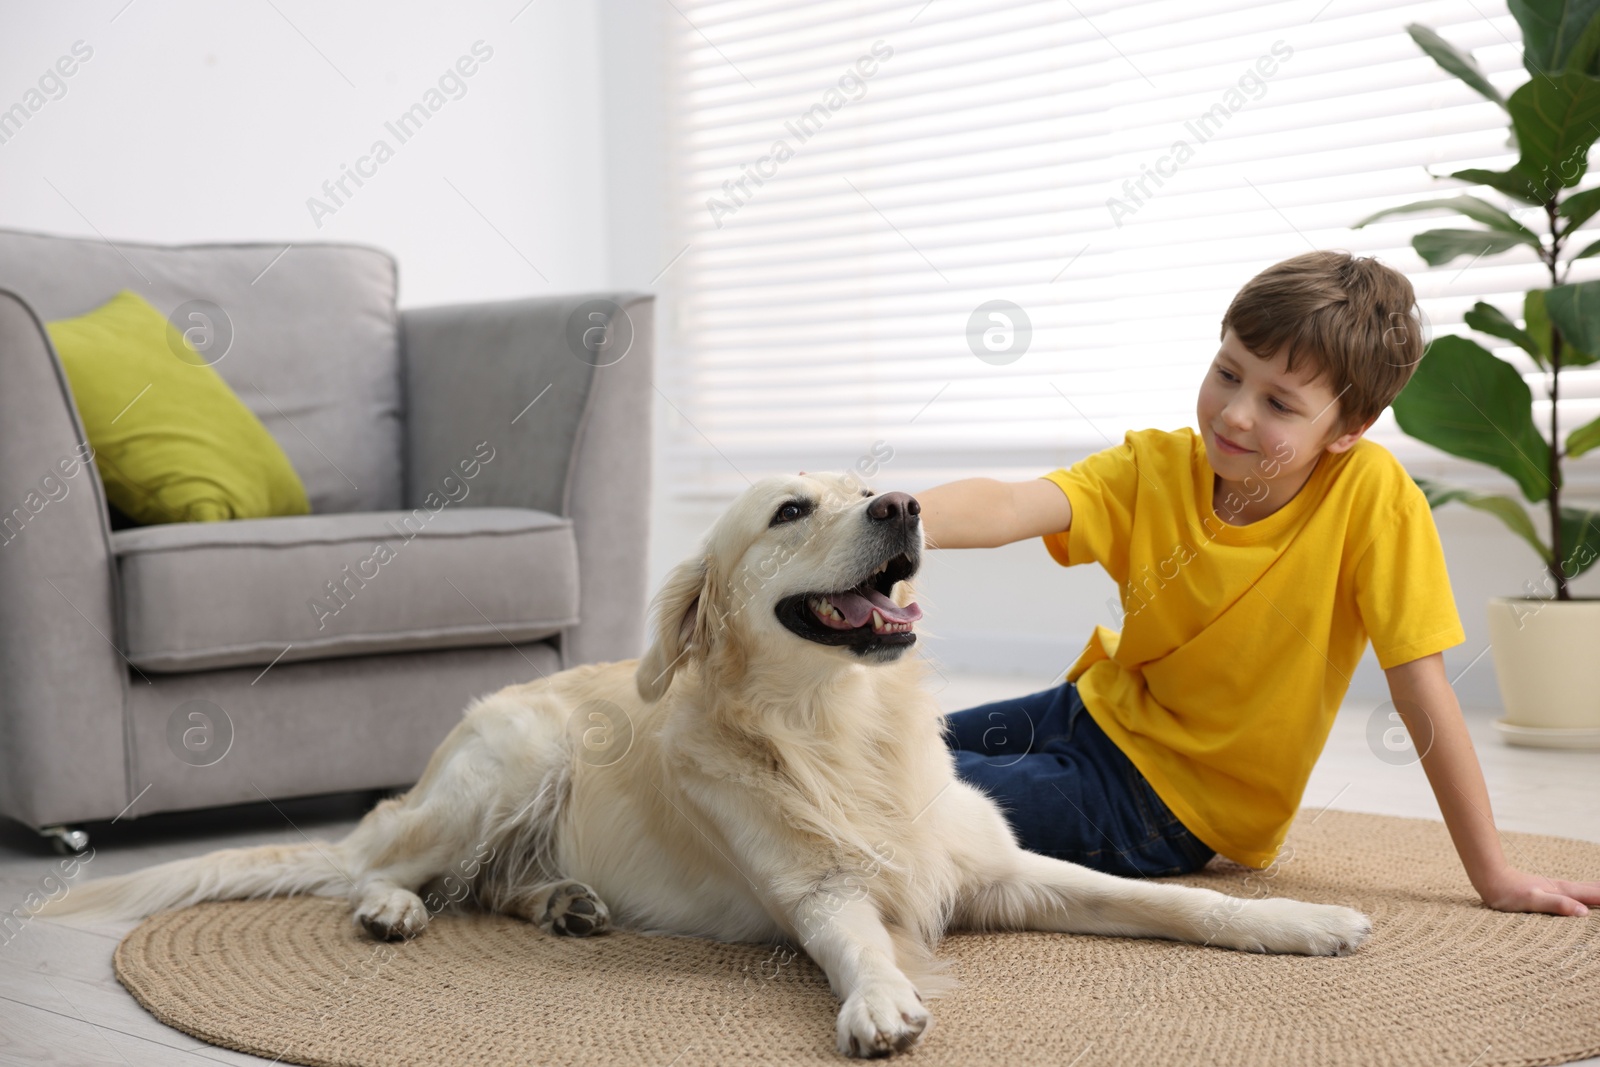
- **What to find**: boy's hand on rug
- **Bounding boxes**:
[1478,868,1599,916]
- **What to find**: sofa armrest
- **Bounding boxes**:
[400,293,654,670]
[0,289,130,829]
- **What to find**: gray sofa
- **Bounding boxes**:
[0,227,653,845]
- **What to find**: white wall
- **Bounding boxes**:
[0,1,608,307]
[6,2,1589,712]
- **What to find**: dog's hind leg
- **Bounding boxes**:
[340,796,471,941]
[498,879,612,937]
[338,729,513,941]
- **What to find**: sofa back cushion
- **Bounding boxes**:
[0,227,402,514]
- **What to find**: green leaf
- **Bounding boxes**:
[1521,288,1599,366]
[1448,166,1547,204]
[1525,289,1556,368]
[1572,236,1600,258]
[1509,0,1600,76]
[1557,183,1600,230]
[1505,72,1600,192]
[1406,24,1509,108]
[1567,412,1600,455]
[1540,279,1600,364]
[1574,8,1600,74]
[1352,195,1541,242]
[1393,335,1553,501]
[1414,477,1549,560]
[1412,228,1539,266]
[1558,505,1600,577]
[1464,301,1546,362]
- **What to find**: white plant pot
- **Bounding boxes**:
[1485,596,1600,748]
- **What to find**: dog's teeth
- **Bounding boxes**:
[812,596,847,624]
[869,609,911,634]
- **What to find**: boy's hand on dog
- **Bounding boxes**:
[1479,867,1598,916]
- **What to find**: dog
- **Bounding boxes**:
[45,472,1370,1057]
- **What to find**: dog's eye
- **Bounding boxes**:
[771,500,812,526]
[860,489,873,498]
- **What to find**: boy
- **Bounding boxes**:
[917,250,1597,917]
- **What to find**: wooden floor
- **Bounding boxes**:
[1,671,1596,1066]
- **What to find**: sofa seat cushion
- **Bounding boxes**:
[112,508,578,673]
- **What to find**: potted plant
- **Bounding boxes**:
[1351,3,1600,747]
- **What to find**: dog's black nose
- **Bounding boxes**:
[868,491,919,523]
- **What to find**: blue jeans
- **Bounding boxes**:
[943,680,1216,878]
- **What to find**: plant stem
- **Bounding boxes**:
[1545,200,1568,600]
[1549,334,1566,599]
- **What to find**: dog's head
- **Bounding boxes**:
[635,472,924,702]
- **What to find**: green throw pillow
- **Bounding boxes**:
[45,290,311,525]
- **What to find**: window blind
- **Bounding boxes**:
[660,0,1600,503]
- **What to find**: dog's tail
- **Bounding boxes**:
[34,842,351,923]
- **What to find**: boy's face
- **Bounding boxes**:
[1196,329,1372,488]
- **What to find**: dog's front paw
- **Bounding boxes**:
[836,982,929,1058]
[540,880,611,938]
[1290,902,1372,956]
[354,887,430,941]
[1212,898,1371,956]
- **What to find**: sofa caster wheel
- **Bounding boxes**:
[41,825,90,855]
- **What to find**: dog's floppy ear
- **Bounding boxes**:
[635,553,714,703]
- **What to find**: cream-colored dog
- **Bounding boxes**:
[47,473,1370,1057]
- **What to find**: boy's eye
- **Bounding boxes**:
[1269,397,1293,414]
[1217,367,1237,382]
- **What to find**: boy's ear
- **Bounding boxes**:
[1325,414,1376,454]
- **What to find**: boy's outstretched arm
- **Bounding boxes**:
[916,477,1072,549]
[1386,653,1600,916]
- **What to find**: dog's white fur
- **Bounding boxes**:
[44,472,1370,1057]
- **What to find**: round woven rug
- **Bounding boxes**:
[113,809,1599,1067]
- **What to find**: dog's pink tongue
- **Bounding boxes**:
[829,587,922,627]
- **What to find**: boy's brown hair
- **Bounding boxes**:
[1219,250,1426,433]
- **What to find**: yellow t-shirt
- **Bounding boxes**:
[1040,427,1465,869]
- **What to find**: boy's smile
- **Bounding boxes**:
[1196,329,1372,525]
[1214,431,1252,456]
